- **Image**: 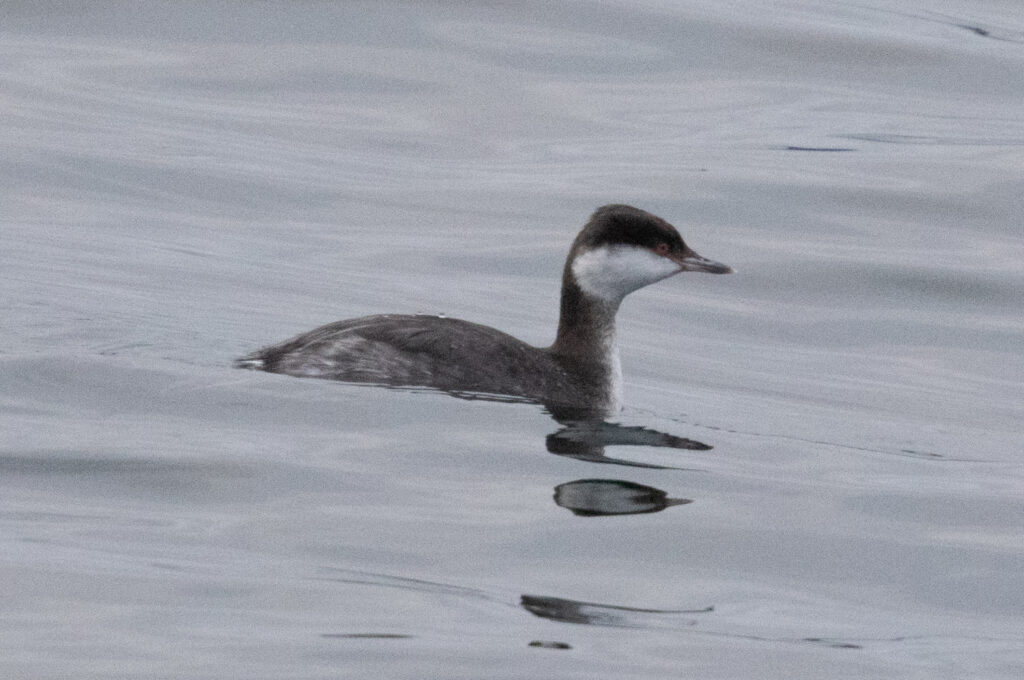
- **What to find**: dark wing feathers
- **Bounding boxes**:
[245,314,570,399]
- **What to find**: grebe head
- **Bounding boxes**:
[568,204,732,304]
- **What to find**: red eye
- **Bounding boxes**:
[654,242,670,256]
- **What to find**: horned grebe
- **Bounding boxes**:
[238,205,731,414]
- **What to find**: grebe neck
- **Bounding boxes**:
[550,271,623,410]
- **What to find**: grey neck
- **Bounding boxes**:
[549,268,622,404]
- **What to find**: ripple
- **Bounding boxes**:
[427,20,665,60]
[840,133,1024,146]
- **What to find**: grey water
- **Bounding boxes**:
[2,1,1023,677]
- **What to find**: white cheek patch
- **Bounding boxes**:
[571,245,681,303]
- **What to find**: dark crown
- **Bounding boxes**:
[576,204,687,253]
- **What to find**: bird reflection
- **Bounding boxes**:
[521,594,712,627]
[319,384,714,507]
[553,479,691,516]
[367,385,714,469]
[542,407,706,515]
[544,405,711,469]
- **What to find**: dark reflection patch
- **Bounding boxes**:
[528,640,572,649]
[554,479,691,516]
[321,633,412,639]
[782,146,854,152]
[521,594,712,628]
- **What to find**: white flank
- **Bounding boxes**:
[571,245,680,304]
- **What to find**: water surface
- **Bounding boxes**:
[2,1,1023,678]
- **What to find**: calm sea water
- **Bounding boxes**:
[2,1,1023,678]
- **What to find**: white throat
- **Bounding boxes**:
[571,245,680,304]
